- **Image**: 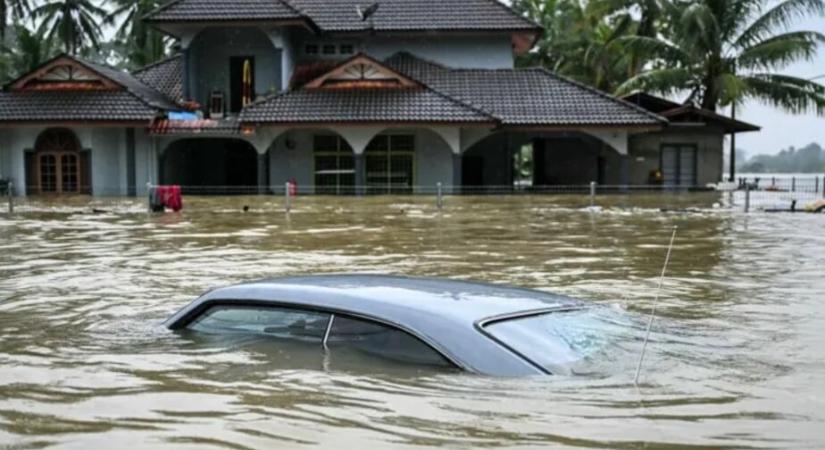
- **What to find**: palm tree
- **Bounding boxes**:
[514,0,639,91]
[33,0,108,55]
[616,0,825,114]
[0,0,31,40]
[0,24,58,83]
[107,0,168,68]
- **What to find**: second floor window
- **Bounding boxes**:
[339,44,354,55]
[322,44,337,55]
[304,44,319,55]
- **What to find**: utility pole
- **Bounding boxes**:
[730,102,736,182]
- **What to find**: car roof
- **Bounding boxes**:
[165,275,584,375]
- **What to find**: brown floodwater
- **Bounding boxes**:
[1,194,823,449]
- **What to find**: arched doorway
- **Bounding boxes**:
[27,128,87,195]
[160,138,260,194]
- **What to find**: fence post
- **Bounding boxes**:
[146,182,152,213]
[285,182,291,213]
[772,176,776,187]
[744,184,750,213]
[436,182,444,210]
[590,181,597,208]
[791,177,796,192]
[7,181,13,214]
[816,177,820,195]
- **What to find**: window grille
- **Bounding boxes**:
[314,135,355,195]
[365,135,415,194]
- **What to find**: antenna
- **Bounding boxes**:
[634,226,677,385]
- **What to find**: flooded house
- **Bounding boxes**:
[0,0,758,196]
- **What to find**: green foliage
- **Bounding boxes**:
[516,0,825,115]
[33,0,108,55]
[0,24,58,83]
[0,0,31,40]
[740,142,825,172]
[106,0,169,69]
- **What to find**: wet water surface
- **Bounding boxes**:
[1,194,823,449]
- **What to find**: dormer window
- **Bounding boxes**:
[304,44,319,55]
[322,44,337,55]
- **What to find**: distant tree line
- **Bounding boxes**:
[740,142,825,173]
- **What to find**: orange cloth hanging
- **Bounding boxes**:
[242,59,253,107]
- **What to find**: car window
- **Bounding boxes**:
[327,316,452,368]
[188,305,331,343]
[484,308,635,375]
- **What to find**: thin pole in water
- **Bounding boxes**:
[7,181,13,213]
[744,185,750,213]
[285,182,291,214]
[437,182,444,210]
[590,181,596,207]
[634,226,677,385]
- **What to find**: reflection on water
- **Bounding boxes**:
[1,194,824,448]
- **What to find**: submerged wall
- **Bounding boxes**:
[629,127,725,186]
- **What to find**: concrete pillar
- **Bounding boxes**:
[354,153,365,196]
[257,152,267,194]
[452,153,462,194]
[532,138,546,186]
[619,155,630,190]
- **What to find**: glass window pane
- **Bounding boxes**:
[328,316,451,367]
[366,135,389,152]
[390,135,414,152]
[189,306,331,343]
[304,44,318,55]
[322,44,336,55]
[314,135,339,152]
[484,308,638,375]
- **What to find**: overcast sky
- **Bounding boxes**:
[720,15,824,157]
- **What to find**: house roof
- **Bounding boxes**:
[0,54,177,123]
[145,0,540,34]
[146,0,304,23]
[285,0,539,32]
[133,54,184,102]
[621,92,760,133]
[385,53,666,127]
[240,52,662,127]
[240,88,494,124]
[0,91,160,122]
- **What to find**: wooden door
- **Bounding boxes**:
[36,151,80,194]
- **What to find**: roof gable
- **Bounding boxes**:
[10,55,121,91]
[304,54,420,89]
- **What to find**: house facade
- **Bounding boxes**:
[0,0,757,197]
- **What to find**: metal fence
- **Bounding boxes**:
[4,179,823,215]
[730,175,825,213]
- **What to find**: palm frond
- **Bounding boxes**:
[744,73,825,114]
[737,30,825,70]
[735,0,825,49]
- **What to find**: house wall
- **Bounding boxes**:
[268,128,454,193]
[0,126,141,196]
[189,27,283,109]
[629,126,725,185]
[290,30,515,69]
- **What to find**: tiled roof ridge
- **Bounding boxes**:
[384,52,497,120]
[477,0,543,31]
[132,53,182,75]
[531,67,668,124]
[76,57,175,111]
[143,0,185,21]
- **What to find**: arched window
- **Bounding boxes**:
[28,129,85,195]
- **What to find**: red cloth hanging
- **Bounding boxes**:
[155,185,183,212]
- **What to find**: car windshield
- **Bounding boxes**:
[484,307,639,376]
